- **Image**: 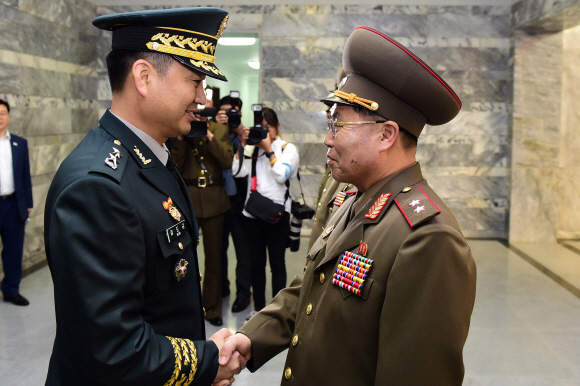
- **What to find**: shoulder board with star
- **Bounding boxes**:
[88,139,127,183]
[393,186,441,228]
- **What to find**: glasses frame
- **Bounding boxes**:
[326,119,387,138]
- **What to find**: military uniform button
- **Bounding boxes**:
[199,141,203,145]
[329,208,333,213]
[402,186,412,193]
[200,156,204,160]
[200,274,203,281]
[306,303,313,315]
[314,217,317,223]
[318,202,321,208]
[178,242,184,250]
[292,334,298,346]
[197,238,200,246]
[285,367,292,379]
[323,188,327,193]
[203,307,206,316]
[320,273,325,283]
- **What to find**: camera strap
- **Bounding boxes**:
[250,144,290,204]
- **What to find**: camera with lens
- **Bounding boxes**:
[225,91,242,129]
[185,106,216,139]
[246,104,268,145]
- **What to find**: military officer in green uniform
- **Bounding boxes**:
[220,26,477,385]
[44,8,246,386]
[171,109,233,326]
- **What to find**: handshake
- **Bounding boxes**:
[209,329,253,386]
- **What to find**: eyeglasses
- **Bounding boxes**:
[326,119,387,138]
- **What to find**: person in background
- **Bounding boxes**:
[231,107,299,319]
[171,100,234,327]
[216,95,252,313]
[0,99,33,306]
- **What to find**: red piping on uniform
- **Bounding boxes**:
[345,191,357,194]
[355,26,462,109]
[415,185,441,212]
[394,198,414,227]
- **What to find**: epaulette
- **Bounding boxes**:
[393,185,441,228]
[88,139,128,183]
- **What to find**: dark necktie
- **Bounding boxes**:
[166,153,180,184]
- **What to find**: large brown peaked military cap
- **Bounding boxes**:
[322,26,462,137]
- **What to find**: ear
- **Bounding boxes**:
[378,121,399,153]
[131,59,156,98]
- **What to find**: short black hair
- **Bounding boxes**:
[218,95,243,110]
[106,49,174,94]
[0,99,10,113]
[352,104,417,150]
[263,107,279,128]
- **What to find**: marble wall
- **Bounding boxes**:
[96,4,512,239]
[510,0,580,242]
[0,0,99,277]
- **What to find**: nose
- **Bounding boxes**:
[323,129,334,148]
[194,82,207,105]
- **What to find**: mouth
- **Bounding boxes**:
[185,110,198,120]
[326,154,337,165]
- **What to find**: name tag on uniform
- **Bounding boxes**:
[166,220,187,243]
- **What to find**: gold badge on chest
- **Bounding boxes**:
[175,258,189,281]
[163,197,182,222]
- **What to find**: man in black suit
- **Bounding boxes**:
[0,99,33,306]
[44,8,245,386]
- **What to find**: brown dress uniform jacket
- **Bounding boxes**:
[239,162,477,386]
[171,121,233,218]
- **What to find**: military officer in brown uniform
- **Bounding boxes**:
[220,26,477,386]
[171,114,233,326]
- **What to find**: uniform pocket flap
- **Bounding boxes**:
[156,225,191,259]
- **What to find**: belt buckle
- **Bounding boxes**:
[198,176,207,188]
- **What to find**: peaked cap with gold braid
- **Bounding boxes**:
[93,7,229,81]
[321,26,462,137]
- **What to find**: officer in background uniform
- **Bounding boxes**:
[44,8,245,386]
[220,26,477,385]
[171,105,234,327]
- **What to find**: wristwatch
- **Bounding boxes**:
[264,151,275,158]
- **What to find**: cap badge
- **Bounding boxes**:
[365,193,391,220]
[174,258,189,281]
[216,15,229,40]
[163,197,182,222]
[134,146,151,165]
[333,251,374,297]
[105,147,122,170]
[338,76,348,90]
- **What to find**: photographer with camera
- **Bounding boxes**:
[231,106,299,318]
[170,101,234,327]
[216,93,253,313]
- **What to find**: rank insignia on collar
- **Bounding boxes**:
[134,146,151,165]
[163,197,182,222]
[175,258,189,281]
[358,242,368,256]
[365,193,391,220]
[105,147,122,170]
[333,251,374,297]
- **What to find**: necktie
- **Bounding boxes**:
[166,153,180,184]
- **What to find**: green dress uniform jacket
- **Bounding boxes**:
[239,162,477,386]
[44,110,218,386]
[171,121,233,219]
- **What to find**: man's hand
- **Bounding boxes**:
[210,329,247,385]
[220,333,252,366]
[240,127,250,147]
[216,109,228,125]
[206,129,214,142]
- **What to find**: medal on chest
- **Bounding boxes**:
[333,251,374,297]
[162,197,182,222]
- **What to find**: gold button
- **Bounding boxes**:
[114,140,121,146]
[318,202,321,208]
[200,156,204,160]
[402,186,412,193]
[323,188,327,193]
[292,334,298,346]
[178,242,184,250]
[203,307,206,316]
[314,217,317,223]
[200,274,203,281]
[329,208,333,213]
[285,367,292,379]
[306,303,313,315]
[199,141,203,145]
[320,273,325,283]
[197,238,200,246]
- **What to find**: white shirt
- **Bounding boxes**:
[110,110,169,166]
[231,137,299,217]
[0,130,15,196]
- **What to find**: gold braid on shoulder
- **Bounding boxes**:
[334,90,379,111]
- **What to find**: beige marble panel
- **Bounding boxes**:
[510,167,559,243]
[556,166,580,239]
